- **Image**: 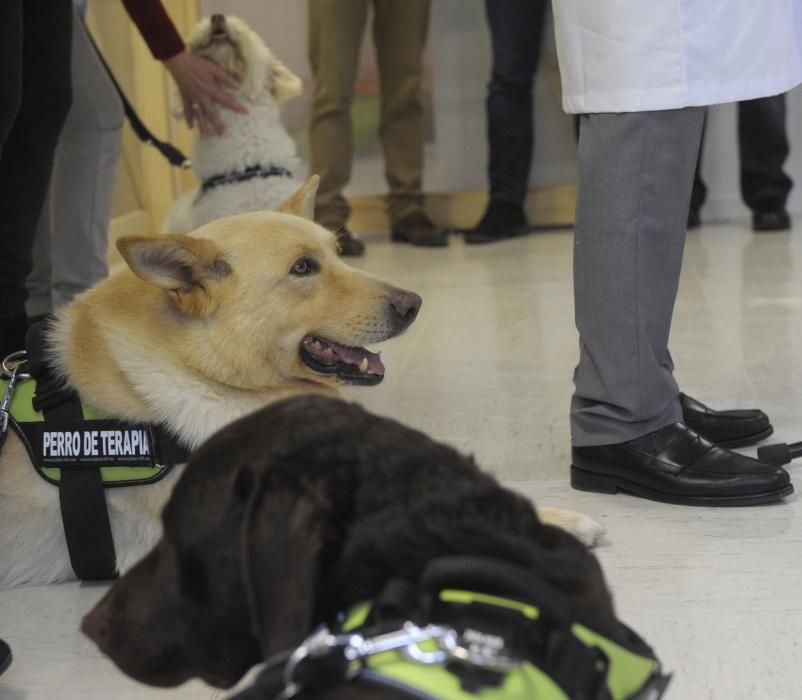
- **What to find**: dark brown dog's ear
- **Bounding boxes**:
[239,476,326,656]
[117,234,232,316]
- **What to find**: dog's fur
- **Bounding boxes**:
[0,178,421,587]
[164,15,305,234]
[83,396,627,695]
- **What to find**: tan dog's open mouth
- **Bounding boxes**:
[300,335,385,386]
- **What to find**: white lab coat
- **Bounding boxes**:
[552,0,802,113]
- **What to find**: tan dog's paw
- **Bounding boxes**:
[536,506,607,547]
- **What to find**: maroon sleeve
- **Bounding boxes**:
[121,0,185,61]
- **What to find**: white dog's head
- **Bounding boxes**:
[186,14,302,104]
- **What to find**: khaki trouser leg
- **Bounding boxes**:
[373,0,430,224]
[307,0,368,229]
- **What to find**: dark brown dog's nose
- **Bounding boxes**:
[81,606,109,646]
[211,14,226,30]
[390,290,422,326]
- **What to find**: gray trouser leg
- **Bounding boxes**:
[27,8,123,316]
[571,107,705,447]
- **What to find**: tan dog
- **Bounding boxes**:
[0,177,421,587]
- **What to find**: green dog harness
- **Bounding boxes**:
[234,557,670,700]
[2,375,175,487]
[338,595,663,700]
[1,333,191,581]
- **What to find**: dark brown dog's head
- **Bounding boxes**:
[81,460,259,687]
[81,396,369,688]
[82,397,621,690]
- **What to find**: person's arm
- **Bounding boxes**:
[120,0,246,135]
[121,0,183,60]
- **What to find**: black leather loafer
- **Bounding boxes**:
[571,422,793,506]
[680,393,773,447]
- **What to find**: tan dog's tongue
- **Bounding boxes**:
[336,345,385,376]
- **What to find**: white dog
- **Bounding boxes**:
[163,14,305,234]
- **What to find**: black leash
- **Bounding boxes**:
[85,19,191,169]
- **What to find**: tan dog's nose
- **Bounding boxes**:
[390,290,422,327]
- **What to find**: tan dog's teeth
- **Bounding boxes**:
[311,340,322,349]
[359,358,368,372]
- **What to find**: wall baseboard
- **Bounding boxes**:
[107,184,578,266]
[347,184,577,233]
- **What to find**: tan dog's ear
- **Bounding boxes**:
[277,175,319,220]
[117,235,232,316]
[270,59,303,102]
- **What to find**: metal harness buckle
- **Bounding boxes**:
[275,621,520,700]
[1,351,30,450]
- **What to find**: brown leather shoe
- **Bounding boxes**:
[391,211,448,247]
[335,227,365,256]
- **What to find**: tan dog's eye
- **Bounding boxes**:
[290,257,319,277]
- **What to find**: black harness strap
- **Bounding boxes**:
[25,321,118,581]
[46,396,118,581]
[151,424,192,466]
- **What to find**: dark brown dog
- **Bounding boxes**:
[82,395,625,694]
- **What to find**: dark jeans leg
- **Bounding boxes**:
[0,1,23,154]
[0,0,72,319]
[484,0,546,206]
[739,94,792,212]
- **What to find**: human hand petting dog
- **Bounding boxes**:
[164,50,247,136]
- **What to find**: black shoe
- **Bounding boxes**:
[334,227,365,257]
[0,638,11,675]
[687,209,701,229]
[753,208,791,232]
[680,393,773,448]
[571,422,792,506]
[391,211,448,247]
[465,199,530,244]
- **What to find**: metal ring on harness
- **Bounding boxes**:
[2,350,31,381]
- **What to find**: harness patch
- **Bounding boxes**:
[22,420,155,468]
[3,376,183,488]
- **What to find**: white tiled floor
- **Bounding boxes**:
[3,222,802,699]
